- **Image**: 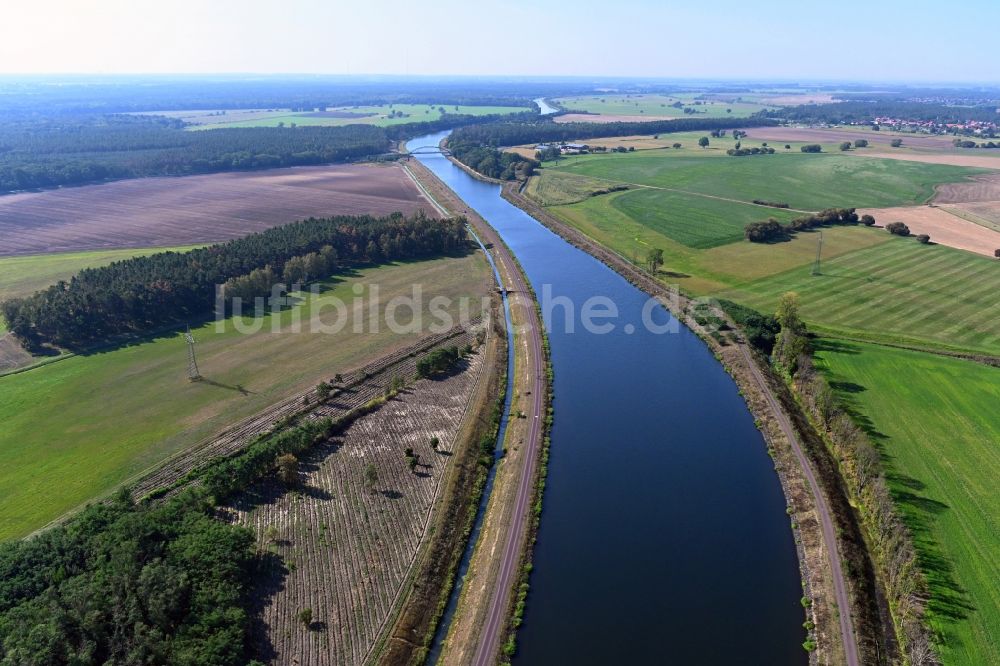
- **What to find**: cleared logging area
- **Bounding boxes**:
[0,163,436,256]
[223,340,487,665]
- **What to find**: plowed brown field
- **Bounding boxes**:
[858,205,1000,257]
[0,163,436,256]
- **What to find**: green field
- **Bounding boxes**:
[717,237,1000,355]
[0,254,488,540]
[545,151,985,211]
[816,341,1000,666]
[553,93,772,118]
[532,139,1000,664]
[177,103,527,130]
[610,187,801,249]
[0,246,204,303]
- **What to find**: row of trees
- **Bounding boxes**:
[447,116,776,148]
[2,213,468,350]
[767,294,937,664]
[745,208,866,243]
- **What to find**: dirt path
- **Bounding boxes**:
[737,345,861,666]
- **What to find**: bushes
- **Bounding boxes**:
[416,346,462,377]
[727,146,775,156]
[717,299,780,354]
[800,144,823,153]
[891,138,903,147]
[752,199,790,208]
[885,221,911,236]
[915,234,931,244]
[744,218,789,243]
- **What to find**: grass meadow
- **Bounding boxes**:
[815,340,1000,666]
[0,246,205,303]
[545,151,985,210]
[553,93,772,118]
[717,237,1000,355]
[0,254,488,540]
[184,103,526,129]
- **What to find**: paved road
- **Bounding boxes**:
[739,345,861,666]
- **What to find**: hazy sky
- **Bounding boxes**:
[1,0,996,82]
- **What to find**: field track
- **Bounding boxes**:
[130,321,481,502]
[0,163,437,256]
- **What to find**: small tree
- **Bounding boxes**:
[785,144,791,150]
[995,248,1000,259]
[277,453,299,487]
[839,141,852,151]
[773,292,808,376]
[298,608,313,629]
[408,453,419,472]
[885,221,910,236]
[915,234,931,244]
[364,463,378,493]
[860,214,876,226]
[854,139,869,148]
[316,381,332,399]
[430,436,440,451]
[672,143,682,149]
[646,248,664,273]
[698,136,710,148]
[891,138,903,147]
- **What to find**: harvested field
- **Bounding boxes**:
[861,151,1000,169]
[0,163,436,256]
[553,113,675,124]
[934,173,1000,203]
[940,200,1000,233]
[745,126,956,150]
[224,347,487,666]
[0,334,31,372]
[857,205,1000,257]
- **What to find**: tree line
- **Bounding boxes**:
[744,208,865,242]
[2,213,469,350]
[446,139,537,180]
[763,99,1000,127]
[446,116,777,149]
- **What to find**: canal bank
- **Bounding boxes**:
[410,131,808,665]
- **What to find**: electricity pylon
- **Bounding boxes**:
[184,326,201,381]
[811,231,824,276]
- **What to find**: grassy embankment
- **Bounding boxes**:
[0,254,489,540]
[527,146,1000,664]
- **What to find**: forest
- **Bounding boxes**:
[1,213,469,350]
[0,490,256,666]
[766,100,1000,126]
[0,109,539,194]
